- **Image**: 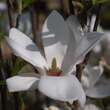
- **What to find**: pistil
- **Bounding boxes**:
[47,57,62,76]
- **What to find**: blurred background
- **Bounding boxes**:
[0,0,110,110]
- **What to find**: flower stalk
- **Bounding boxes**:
[0,68,7,110]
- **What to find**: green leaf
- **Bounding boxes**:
[72,1,84,10]
[22,0,34,9]
[11,58,26,75]
[92,0,97,5]
[19,64,35,73]
[0,32,5,41]
[17,0,22,14]
[0,80,5,85]
[92,0,110,5]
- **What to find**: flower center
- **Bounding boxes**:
[47,57,62,76]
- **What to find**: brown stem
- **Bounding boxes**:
[82,51,91,65]
[30,7,44,50]
[6,1,22,110]
[16,14,21,28]
[0,40,8,110]
[6,0,15,28]
[30,6,38,43]
[76,63,84,82]
[0,68,7,110]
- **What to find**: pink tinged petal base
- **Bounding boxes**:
[6,75,39,92]
[38,75,86,106]
[86,76,110,98]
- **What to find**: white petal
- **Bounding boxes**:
[6,73,40,92]
[62,32,104,74]
[42,10,70,68]
[62,18,104,74]
[66,15,82,43]
[83,65,103,87]
[0,2,7,11]
[6,28,48,73]
[58,15,82,73]
[9,28,34,48]
[90,15,96,32]
[84,104,101,110]
[38,75,86,106]
[74,32,104,64]
[86,75,110,98]
[61,22,77,74]
[48,106,60,110]
[93,44,101,53]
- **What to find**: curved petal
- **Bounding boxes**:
[61,15,83,74]
[61,24,77,74]
[84,104,101,110]
[38,75,86,106]
[82,65,103,88]
[62,17,104,74]
[66,15,82,44]
[86,75,110,98]
[74,32,104,64]
[6,28,48,73]
[6,73,40,92]
[42,10,70,68]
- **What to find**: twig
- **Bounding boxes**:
[6,0,22,110]
[6,0,15,28]
[30,5,45,57]
[0,69,7,110]
[30,6,43,49]
[30,6,38,43]
[16,14,21,28]
[0,42,8,110]
[13,93,20,110]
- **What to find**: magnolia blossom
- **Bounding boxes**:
[0,2,7,11]
[83,104,101,110]
[82,64,110,98]
[6,11,103,106]
[44,105,60,110]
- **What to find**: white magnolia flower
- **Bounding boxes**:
[82,64,110,98]
[83,104,101,110]
[46,105,60,110]
[82,65,104,89]
[0,2,7,11]
[6,10,103,106]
